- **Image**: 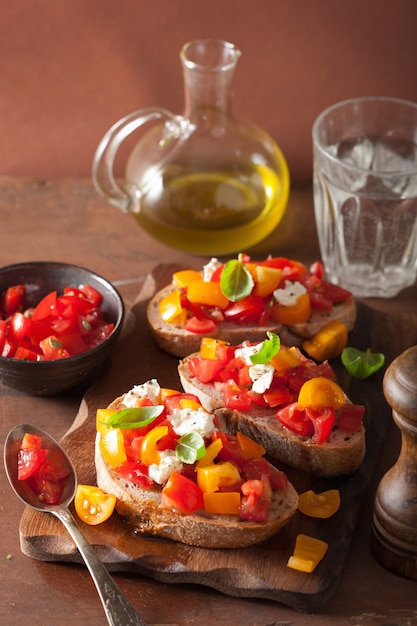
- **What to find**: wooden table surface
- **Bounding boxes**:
[0,176,416,626]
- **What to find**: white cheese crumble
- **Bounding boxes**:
[122,379,161,408]
[168,407,215,438]
[249,363,275,394]
[203,257,221,282]
[148,450,183,485]
[273,280,307,307]
[235,343,262,364]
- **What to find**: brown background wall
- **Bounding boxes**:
[2,0,417,186]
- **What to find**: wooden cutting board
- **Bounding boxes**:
[19,264,417,613]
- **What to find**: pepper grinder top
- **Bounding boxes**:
[371,344,417,580]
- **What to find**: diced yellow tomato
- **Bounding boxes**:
[186,281,229,309]
[298,377,346,410]
[302,320,348,361]
[298,489,341,519]
[196,438,223,468]
[74,485,116,525]
[179,397,202,411]
[197,461,241,493]
[99,428,127,468]
[172,269,203,288]
[270,345,303,372]
[159,290,187,325]
[96,409,118,435]
[203,491,241,515]
[160,387,179,400]
[200,337,228,359]
[237,431,266,460]
[253,265,282,297]
[139,425,169,466]
[287,534,328,573]
[270,292,311,325]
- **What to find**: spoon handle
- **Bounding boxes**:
[55,507,147,626]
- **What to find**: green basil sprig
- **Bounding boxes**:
[104,406,164,429]
[176,431,206,464]
[220,254,254,302]
[250,332,281,365]
[341,347,385,379]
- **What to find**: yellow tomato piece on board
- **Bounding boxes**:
[186,281,229,309]
[99,428,127,468]
[298,489,341,519]
[298,377,346,410]
[159,289,187,325]
[287,534,328,573]
[203,491,241,515]
[253,265,282,297]
[172,269,203,288]
[270,292,311,325]
[74,485,116,525]
[302,320,348,361]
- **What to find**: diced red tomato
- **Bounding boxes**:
[184,316,217,334]
[223,294,265,324]
[78,284,102,307]
[160,471,204,514]
[337,404,365,431]
[25,473,66,504]
[8,311,32,343]
[305,407,336,444]
[242,457,287,490]
[240,477,272,522]
[32,291,57,321]
[114,460,155,488]
[276,402,315,437]
[187,356,223,383]
[0,319,6,353]
[223,379,252,410]
[212,432,246,469]
[1,284,25,317]
[17,447,48,480]
[39,336,71,360]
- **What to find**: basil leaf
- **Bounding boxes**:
[105,406,164,429]
[220,255,254,302]
[176,431,206,464]
[341,347,385,379]
[250,332,281,364]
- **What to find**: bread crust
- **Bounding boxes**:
[147,284,356,358]
[94,395,299,549]
[178,359,365,477]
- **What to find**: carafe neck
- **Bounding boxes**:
[180,40,241,118]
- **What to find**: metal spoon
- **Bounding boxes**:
[4,423,147,626]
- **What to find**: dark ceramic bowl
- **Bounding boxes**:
[0,262,124,395]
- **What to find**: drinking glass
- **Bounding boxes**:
[313,96,417,298]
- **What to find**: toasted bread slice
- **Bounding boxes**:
[147,283,356,358]
[178,359,365,477]
[95,392,299,549]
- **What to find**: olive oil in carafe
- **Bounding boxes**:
[134,162,287,255]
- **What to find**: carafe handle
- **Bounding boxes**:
[92,108,182,213]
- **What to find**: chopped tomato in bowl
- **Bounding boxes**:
[0,262,124,395]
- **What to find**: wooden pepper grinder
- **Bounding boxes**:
[371,345,417,580]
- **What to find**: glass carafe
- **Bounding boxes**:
[92,40,290,256]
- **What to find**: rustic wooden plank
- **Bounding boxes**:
[19,263,417,613]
